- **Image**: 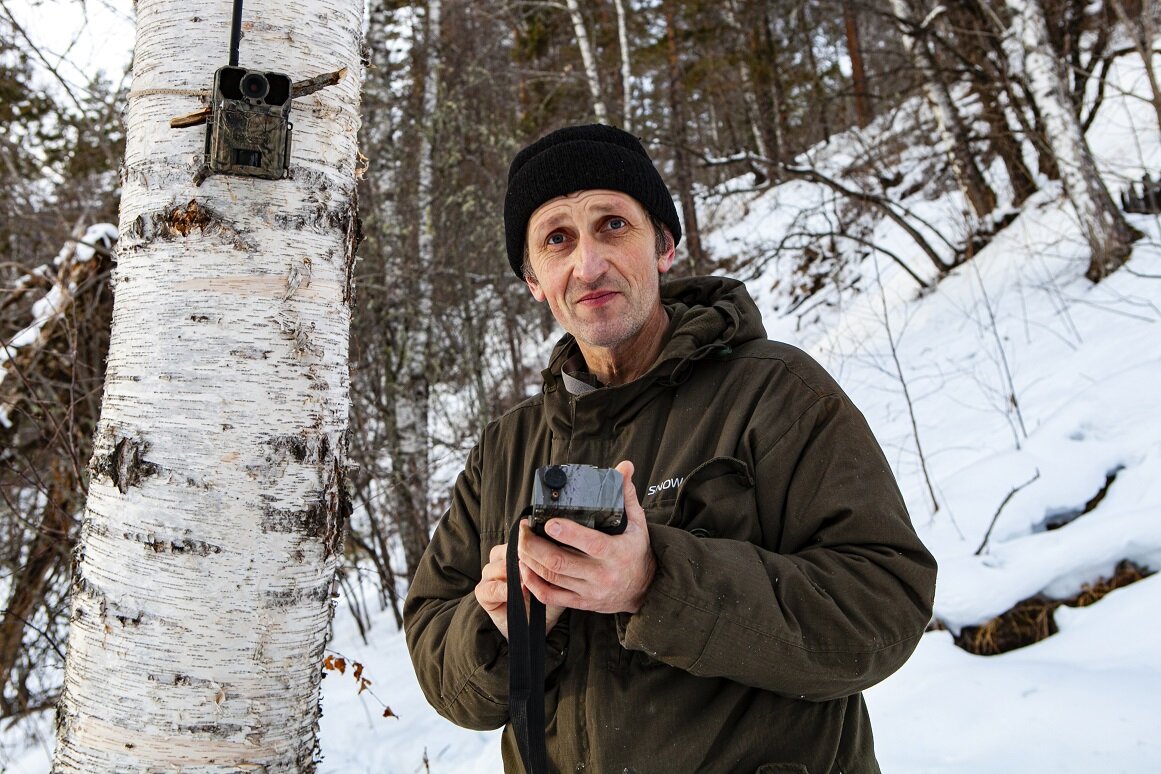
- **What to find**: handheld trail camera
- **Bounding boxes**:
[205,66,293,180]
[529,464,626,542]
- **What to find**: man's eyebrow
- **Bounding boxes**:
[587,200,631,215]
[530,200,631,236]
[529,213,568,237]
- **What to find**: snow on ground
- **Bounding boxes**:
[867,575,1161,773]
[316,601,503,774]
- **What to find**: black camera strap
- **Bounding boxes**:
[506,512,548,774]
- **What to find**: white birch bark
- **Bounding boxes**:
[565,0,610,123]
[52,0,363,770]
[1004,0,1137,281]
[613,0,633,131]
[890,0,995,218]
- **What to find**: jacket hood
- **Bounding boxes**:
[543,274,768,386]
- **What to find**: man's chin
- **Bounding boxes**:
[572,323,634,351]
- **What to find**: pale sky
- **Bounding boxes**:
[4,0,134,95]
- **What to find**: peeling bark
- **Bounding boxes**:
[106,436,160,494]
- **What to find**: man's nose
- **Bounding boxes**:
[573,232,609,282]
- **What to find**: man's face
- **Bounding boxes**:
[524,190,674,357]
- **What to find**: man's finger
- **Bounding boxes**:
[614,460,646,530]
[521,538,585,588]
[543,516,606,556]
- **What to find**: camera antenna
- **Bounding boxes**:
[229,0,244,67]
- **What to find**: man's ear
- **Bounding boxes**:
[526,274,546,302]
[657,232,676,275]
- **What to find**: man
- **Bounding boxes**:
[404,124,936,774]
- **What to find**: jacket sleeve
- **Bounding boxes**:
[403,442,570,730]
[616,390,937,702]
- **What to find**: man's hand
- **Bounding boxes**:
[518,460,656,614]
[474,542,566,640]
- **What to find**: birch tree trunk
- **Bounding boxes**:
[797,2,832,144]
[891,0,997,219]
[394,0,438,578]
[756,10,788,168]
[613,0,633,131]
[1004,0,1139,281]
[52,0,363,769]
[565,0,610,123]
[665,1,706,273]
[723,0,771,163]
[945,0,1038,204]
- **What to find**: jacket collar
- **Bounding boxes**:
[538,276,767,427]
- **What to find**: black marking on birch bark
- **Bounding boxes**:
[274,203,348,233]
[230,346,273,360]
[342,204,361,305]
[261,503,327,535]
[114,610,144,627]
[150,673,217,689]
[262,584,331,607]
[261,433,349,558]
[269,433,324,464]
[94,437,160,494]
[123,531,223,556]
[177,722,247,736]
[321,433,351,559]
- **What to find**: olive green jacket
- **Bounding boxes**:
[404,276,937,774]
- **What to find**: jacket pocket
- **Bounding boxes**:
[755,765,809,774]
[670,456,759,542]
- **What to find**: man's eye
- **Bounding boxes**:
[607,218,627,230]
[547,233,566,245]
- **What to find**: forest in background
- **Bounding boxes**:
[2,0,1158,729]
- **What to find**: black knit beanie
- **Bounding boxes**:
[504,124,683,279]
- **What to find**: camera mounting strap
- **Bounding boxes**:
[507,511,548,774]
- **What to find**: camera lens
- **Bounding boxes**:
[241,71,270,101]
[542,466,568,490]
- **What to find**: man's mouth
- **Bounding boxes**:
[576,289,619,306]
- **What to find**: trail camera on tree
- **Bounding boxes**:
[205,66,293,180]
[167,0,348,186]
